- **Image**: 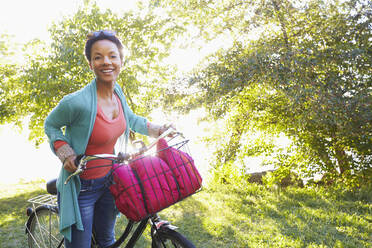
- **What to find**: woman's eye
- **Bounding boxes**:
[94,56,101,60]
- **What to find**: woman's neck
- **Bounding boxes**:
[96,80,115,100]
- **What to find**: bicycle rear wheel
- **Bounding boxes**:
[152,228,195,248]
[27,205,64,248]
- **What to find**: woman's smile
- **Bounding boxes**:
[100,68,116,76]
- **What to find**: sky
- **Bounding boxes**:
[0,0,231,70]
[0,0,138,43]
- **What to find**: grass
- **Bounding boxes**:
[161,183,372,248]
[0,179,45,247]
[0,180,371,247]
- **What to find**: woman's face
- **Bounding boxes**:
[89,39,122,85]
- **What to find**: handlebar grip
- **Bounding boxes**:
[65,155,85,185]
[74,154,85,166]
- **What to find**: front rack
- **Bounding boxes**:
[28,194,58,208]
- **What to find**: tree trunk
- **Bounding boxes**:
[334,147,350,176]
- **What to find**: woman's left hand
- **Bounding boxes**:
[159,123,176,137]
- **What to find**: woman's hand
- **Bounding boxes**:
[55,143,77,172]
[159,123,176,137]
[63,155,78,173]
[148,122,176,138]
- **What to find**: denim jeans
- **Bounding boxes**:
[64,174,116,248]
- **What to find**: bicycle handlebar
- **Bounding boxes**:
[64,127,181,184]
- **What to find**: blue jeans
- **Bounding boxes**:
[64,174,116,248]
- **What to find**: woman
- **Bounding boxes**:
[44,30,168,248]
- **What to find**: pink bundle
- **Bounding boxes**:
[110,139,202,221]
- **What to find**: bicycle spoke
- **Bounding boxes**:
[27,230,43,248]
[30,226,62,248]
[33,209,47,246]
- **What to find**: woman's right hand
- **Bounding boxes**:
[63,155,78,173]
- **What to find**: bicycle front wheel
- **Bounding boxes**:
[152,228,196,248]
[27,205,64,248]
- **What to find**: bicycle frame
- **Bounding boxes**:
[26,128,190,248]
[115,214,177,248]
[112,217,149,248]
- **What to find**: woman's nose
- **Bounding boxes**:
[103,56,112,64]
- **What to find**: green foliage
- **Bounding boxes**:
[0,1,184,145]
[209,160,250,188]
[0,34,22,126]
[161,0,372,186]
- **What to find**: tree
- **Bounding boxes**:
[158,0,372,185]
[0,34,21,125]
[1,1,184,145]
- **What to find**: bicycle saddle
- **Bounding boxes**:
[46,179,58,195]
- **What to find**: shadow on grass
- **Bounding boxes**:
[0,186,45,248]
[223,185,371,247]
[273,189,371,247]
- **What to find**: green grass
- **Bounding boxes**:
[0,180,371,247]
[0,180,45,247]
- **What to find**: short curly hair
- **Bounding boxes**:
[84,30,124,62]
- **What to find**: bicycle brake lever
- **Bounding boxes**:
[64,173,75,185]
[64,164,85,185]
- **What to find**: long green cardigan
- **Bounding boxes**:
[44,78,148,241]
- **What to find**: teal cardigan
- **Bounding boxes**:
[44,79,148,241]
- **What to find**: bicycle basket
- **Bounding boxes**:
[110,138,202,221]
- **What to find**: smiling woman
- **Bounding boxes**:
[43,30,177,247]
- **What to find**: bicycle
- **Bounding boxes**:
[25,128,199,248]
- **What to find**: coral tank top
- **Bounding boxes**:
[82,94,126,179]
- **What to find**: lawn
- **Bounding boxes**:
[0,180,371,247]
